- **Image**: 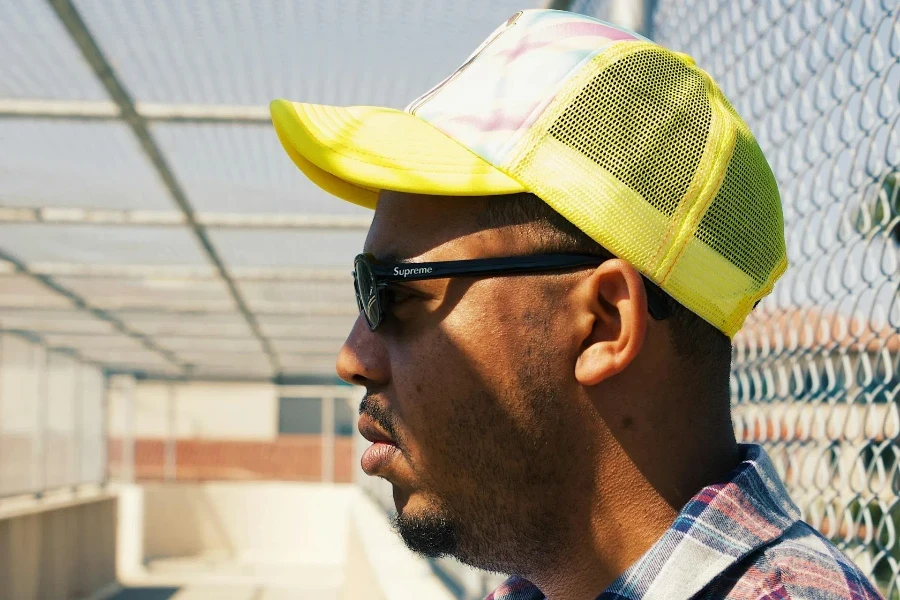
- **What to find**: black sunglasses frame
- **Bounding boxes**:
[353,252,671,331]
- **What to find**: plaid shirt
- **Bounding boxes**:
[487,444,884,600]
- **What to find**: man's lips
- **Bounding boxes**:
[361,441,400,475]
[358,413,400,475]
[358,413,396,444]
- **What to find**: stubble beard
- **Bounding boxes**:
[390,341,572,576]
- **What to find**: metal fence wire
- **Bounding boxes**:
[569,0,900,597]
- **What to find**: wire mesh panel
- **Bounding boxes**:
[0,120,177,211]
[0,1,108,100]
[80,364,106,484]
[72,0,542,107]
[0,334,44,496]
[568,0,900,595]
[44,351,78,488]
[0,333,107,498]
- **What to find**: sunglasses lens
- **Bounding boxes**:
[352,277,364,313]
[353,256,381,329]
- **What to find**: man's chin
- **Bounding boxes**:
[390,509,458,558]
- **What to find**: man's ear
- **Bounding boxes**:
[573,260,648,386]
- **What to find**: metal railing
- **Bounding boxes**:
[0,332,107,500]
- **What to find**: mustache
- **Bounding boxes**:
[359,393,401,444]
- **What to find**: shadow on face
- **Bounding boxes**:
[337,191,594,570]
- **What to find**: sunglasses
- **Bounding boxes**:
[352,252,671,331]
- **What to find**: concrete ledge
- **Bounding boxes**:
[0,486,114,521]
[114,481,460,599]
[0,490,117,600]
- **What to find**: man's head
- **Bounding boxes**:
[271,7,786,578]
[337,190,733,573]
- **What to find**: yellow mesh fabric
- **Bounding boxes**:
[506,42,787,337]
[687,116,788,334]
[547,47,711,219]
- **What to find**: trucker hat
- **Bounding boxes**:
[270,8,787,338]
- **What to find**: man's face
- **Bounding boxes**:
[337,192,594,572]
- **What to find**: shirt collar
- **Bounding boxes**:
[486,444,801,600]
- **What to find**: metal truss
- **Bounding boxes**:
[0,206,370,230]
[0,98,274,124]
[47,0,281,373]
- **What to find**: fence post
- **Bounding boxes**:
[35,350,50,497]
[322,396,335,483]
[102,374,110,487]
[72,359,83,490]
[164,382,177,481]
[122,376,135,483]
[0,335,3,498]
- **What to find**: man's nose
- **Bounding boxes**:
[335,313,390,387]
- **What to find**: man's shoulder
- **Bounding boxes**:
[699,520,884,600]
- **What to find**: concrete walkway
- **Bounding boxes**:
[115,555,343,600]
[111,586,338,600]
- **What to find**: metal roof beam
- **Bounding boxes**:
[0,98,271,124]
[18,263,353,282]
[48,0,281,373]
[138,102,270,123]
[0,206,370,230]
[1,302,356,318]
[0,248,184,370]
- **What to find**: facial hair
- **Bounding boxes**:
[360,323,577,576]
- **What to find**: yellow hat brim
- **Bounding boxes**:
[270,99,525,209]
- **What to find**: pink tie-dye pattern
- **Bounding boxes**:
[495,21,636,63]
[551,21,639,40]
[444,101,544,134]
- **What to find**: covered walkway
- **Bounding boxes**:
[1,0,898,598]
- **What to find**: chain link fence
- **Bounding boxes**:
[572,0,900,596]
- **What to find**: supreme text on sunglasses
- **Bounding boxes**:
[352,253,671,331]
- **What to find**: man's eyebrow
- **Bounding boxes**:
[370,252,413,264]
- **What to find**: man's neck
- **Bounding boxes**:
[524,428,741,600]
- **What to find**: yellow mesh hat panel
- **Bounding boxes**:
[506,41,787,337]
[650,63,738,283]
[516,136,672,267]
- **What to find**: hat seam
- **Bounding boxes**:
[654,73,739,285]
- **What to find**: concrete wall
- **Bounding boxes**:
[0,491,117,600]
[140,482,354,566]
[116,482,456,600]
[108,436,354,482]
[107,381,357,483]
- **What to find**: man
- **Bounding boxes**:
[271,9,883,600]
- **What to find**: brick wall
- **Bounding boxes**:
[108,435,354,483]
